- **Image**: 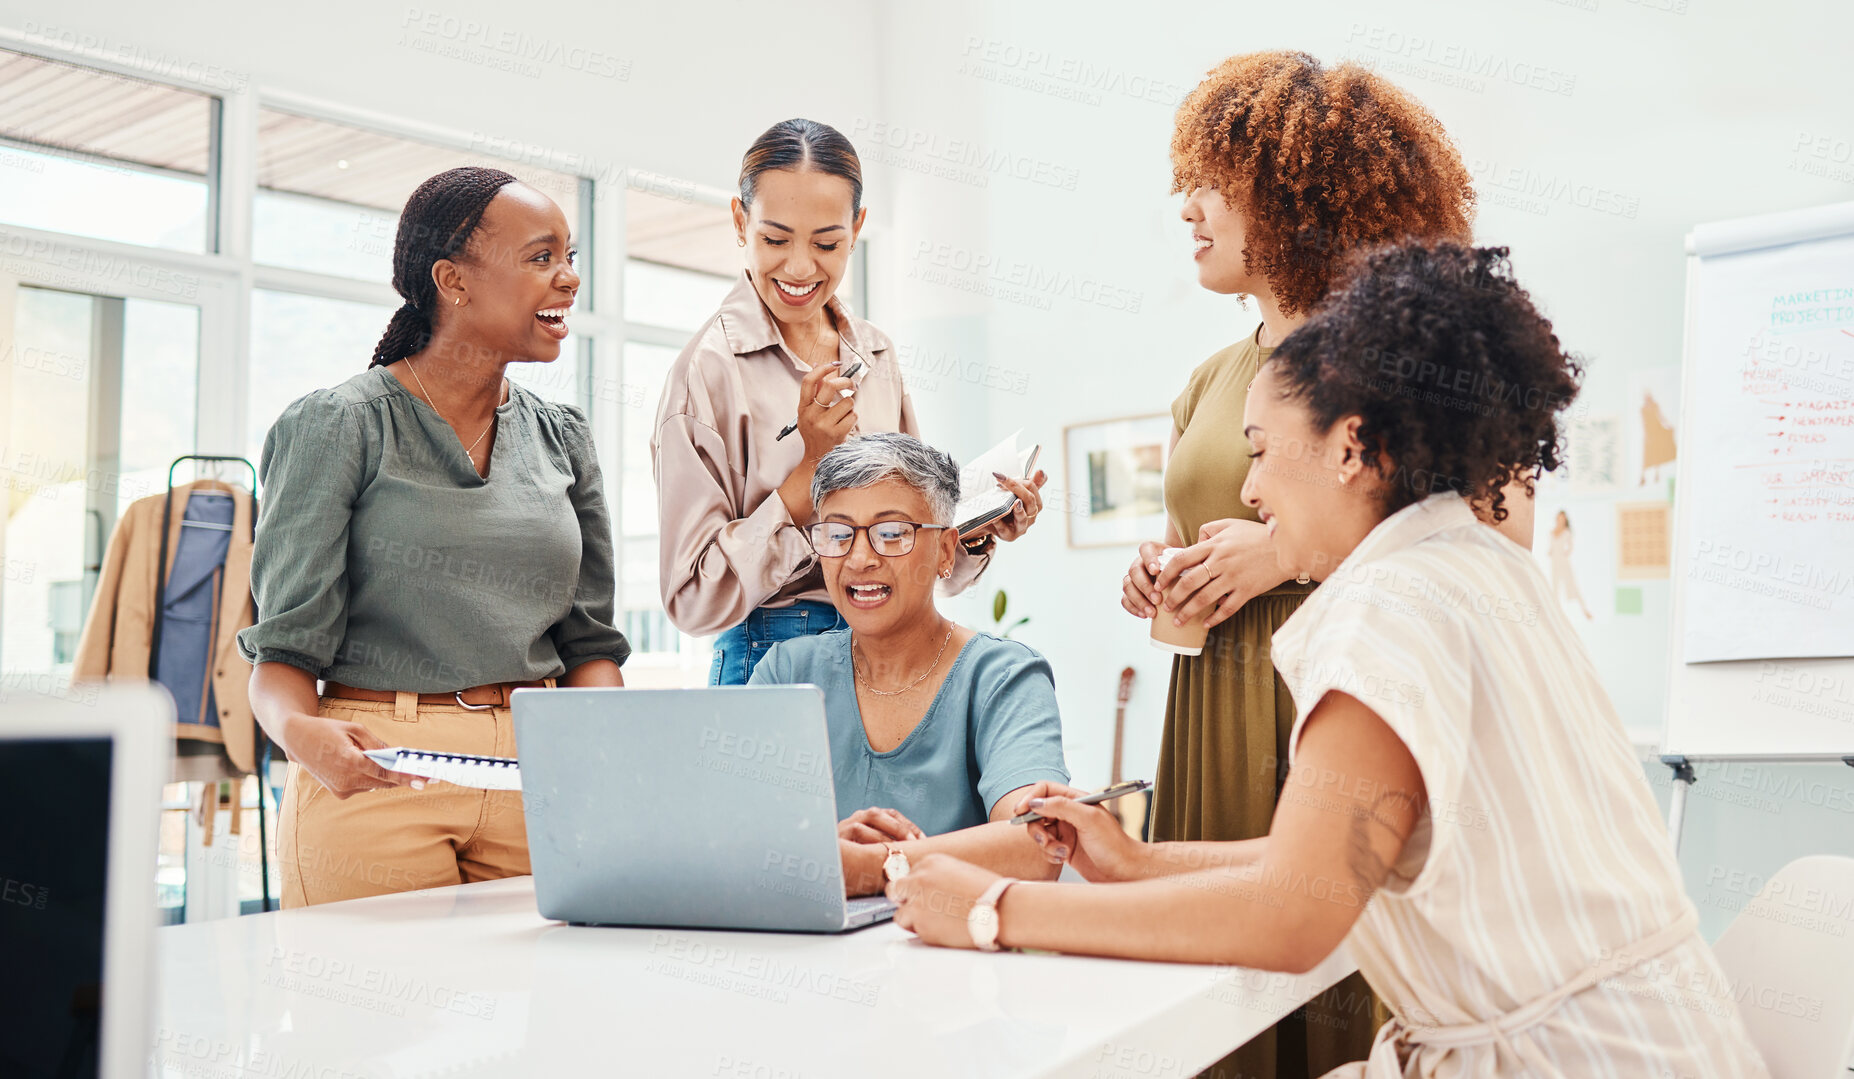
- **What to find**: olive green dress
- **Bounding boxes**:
[1154,328,1383,1078]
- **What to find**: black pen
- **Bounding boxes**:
[775,353,868,441]
[1009,779,1151,825]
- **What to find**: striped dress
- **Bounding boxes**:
[1270,493,1769,1079]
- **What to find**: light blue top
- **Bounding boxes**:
[748,629,1070,835]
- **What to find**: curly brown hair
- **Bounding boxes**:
[1267,243,1582,523]
[1170,51,1476,316]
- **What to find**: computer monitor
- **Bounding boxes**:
[0,685,170,1079]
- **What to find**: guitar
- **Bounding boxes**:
[1108,666,1151,841]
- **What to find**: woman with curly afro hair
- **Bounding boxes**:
[889,244,1769,1079]
[1117,50,1494,1075]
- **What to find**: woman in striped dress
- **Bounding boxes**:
[888,243,1769,1078]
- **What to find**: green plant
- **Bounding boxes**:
[991,588,1029,639]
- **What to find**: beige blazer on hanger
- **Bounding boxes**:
[72,480,259,775]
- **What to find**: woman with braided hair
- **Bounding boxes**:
[237,167,629,908]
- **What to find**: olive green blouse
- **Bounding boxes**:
[235,366,630,692]
[1165,327,1275,544]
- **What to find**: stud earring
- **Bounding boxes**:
[454,297,461,306]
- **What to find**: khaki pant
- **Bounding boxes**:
[277,692,530,908]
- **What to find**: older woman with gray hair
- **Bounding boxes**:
[748,432,1071,896]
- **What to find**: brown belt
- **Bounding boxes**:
[323,680,549,711]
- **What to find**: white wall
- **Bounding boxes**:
[867,0,1854,772]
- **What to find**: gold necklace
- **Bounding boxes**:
[405,356,500,463]
[853,623,955,697]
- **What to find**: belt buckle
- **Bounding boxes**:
[454,690,496,712]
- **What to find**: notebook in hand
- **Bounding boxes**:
[364,747,522,790]
[955,429,1040,536]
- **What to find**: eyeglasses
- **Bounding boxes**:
[805,521,950,558]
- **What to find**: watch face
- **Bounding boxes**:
[884,849,909,880]
[970,905,998,948]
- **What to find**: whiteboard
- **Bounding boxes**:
[1662,201,1854,758]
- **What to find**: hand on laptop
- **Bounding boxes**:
[838,807,924,844]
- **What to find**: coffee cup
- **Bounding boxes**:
[1148,547,1211,656]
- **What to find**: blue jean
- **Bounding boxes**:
[709,600,848,686]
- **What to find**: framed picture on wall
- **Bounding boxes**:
[1062,413,1172,548]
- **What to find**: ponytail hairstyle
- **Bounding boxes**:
[370,166,519,367]
[738,118,863,215]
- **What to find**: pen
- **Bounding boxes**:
[776,352,868,441]
[1009,779,1151,825]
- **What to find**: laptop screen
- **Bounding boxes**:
[0,736,114,1078]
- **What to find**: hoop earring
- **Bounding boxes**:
[939,568,952,580]
[1297,572,1311,585]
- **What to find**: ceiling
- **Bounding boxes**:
[0,49,211,174]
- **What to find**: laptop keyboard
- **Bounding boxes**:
[845,895,897,922]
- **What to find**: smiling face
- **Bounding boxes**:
[816,476,955,638]
[733,168,866,332]
[1181,186,1262,296]
[1240,362,1385,580]
[437,183,579,364]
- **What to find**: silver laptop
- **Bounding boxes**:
[512,686,896,932]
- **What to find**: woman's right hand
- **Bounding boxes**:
[1120,540,1169,618]
[1014,781,1146,883]
[794,360,858,461]
[275,712,414,799]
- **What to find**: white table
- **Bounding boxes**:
[157,877,1356,1078]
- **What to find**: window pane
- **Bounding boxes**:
[3,288,91,682]
[0,49,212,252]
[255,109,586,288]
[623,261,732,332]
[119,298,201,517]
[2,287,201,686]
[246,290,393,464]
[506,334,584,407]
[252,189,394,283]
[620,342,678,537]
[619,342,679,654]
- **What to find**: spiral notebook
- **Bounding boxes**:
[364,747,523,790]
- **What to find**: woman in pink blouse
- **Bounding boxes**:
[653,118,1048,686]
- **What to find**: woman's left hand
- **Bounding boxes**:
[838,806,924,844]
[1153,518,1289,630]
[887,853,1003,948]
[969,469,1048,543]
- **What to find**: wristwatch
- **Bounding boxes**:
[881,844,910,882]
[968,876,1019,952]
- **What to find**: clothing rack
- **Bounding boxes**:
[153,454,274,913]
